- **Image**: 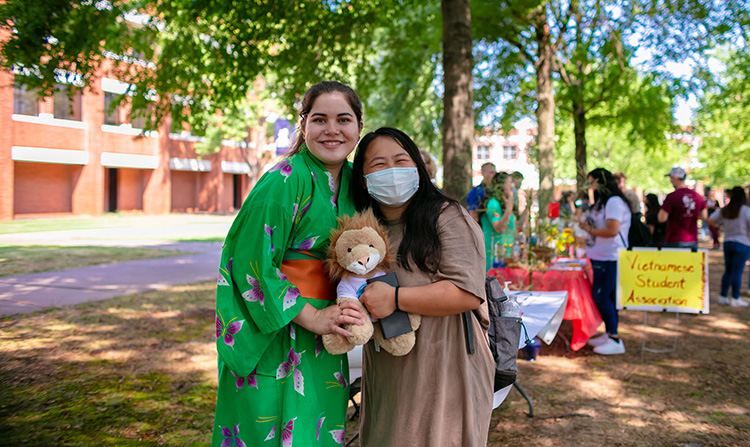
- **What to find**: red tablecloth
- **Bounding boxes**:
[488,260,603,351]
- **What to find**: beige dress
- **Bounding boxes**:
[359,205,495,447]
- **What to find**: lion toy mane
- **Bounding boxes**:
[323,208,421,356]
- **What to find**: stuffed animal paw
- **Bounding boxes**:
[322,297,374,355]
[371,312,422,356]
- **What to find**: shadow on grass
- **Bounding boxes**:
[0,282,218,446]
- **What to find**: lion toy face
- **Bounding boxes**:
[327,209,394,280]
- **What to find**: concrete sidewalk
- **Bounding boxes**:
[0,221,229,316]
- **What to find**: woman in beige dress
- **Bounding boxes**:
[351,127,494,447]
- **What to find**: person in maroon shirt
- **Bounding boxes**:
[657,167,707,250]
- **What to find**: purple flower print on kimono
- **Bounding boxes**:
[216,311,244,349]
[326,359,347,389]
[217,272,229,287]
[329,428,345,445]
[230,367,258,391]
[316,413,326,441]
[294,233,320,251]
[281,285,300,311]
[315,335,324,357]
[264,224,275,255]
[276,264,300,311]
[242,263,265,307]
[325,172,338,208]
[219,423,246,447]
[276,348,305,395]
[217,259,232,287]
[242,274,264,307]
[291,198,312,229]
[264,424,275,441]
[269,159,293,182]
[281,418,297,447]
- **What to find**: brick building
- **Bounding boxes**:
[0,68,276,221]
[471,117,539,190]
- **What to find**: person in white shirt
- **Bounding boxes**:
[708,186,750,307]
[578,168,631,355]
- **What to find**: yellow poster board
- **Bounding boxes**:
[617,248,709,314]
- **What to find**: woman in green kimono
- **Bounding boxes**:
[479,171,516,270]
[212,81,367,447]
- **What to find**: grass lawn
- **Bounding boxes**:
[0,245,192,277]
[0,213,234,235]
[0,282,217,447]
[0,247,748,446]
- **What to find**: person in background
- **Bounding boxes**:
[708,186,750,307]
[572,192,590,258]
[614,171,641,213]
[658,167,707,250]
[467,162,496,222]
[705,188,721,249]
[578,168,631,355]
[351,127,494,447]
[419,149,438,185]
[511,171,529,231]
[479,171,516,270]
[644,193,667,248]
[212,81,367,447]
[558,190,577,230]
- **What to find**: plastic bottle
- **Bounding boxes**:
[499,281,522,318]
[513,233,523,261]
[492,241,505,268]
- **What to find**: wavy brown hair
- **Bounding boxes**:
[288,81,363,156]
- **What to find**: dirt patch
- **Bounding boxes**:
[1,245,748,446]
[345,245,750,446]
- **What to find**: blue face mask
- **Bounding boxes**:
[364,167,420,207]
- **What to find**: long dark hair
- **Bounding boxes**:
[288,81,363,156]
[645,193,660,215]
[721,186,747,220]
[351,127,467,273]
[479,171,511,221]
[588,168,628,211]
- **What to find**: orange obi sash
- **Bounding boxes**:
[280,259,336,301]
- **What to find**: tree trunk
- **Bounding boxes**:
[573,100,587,196]
[535,10,555,223]
[441,0,474,202]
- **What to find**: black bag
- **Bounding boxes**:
[627,212,652,248]
[606,206,651,249]
[463,275,525,392]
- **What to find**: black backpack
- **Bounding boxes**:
[606,205,652,248]
[463,275,526,391]
[625,212,652,248]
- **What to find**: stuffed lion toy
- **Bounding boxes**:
[323,208,421,356]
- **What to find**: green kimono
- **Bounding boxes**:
[212,145,355,447]
[480,197,516,271]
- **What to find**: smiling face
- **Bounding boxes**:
[301,92,362,174]
[362,136,417,177]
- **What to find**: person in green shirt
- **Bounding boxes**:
[479,171,515,270]
[212,81,367,447]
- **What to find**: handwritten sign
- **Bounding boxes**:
[617,248,709,314]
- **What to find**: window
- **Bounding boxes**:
[131,107,147,129]
[104,92,121,125]
[13,82,39,116]
[503,145,517,160]
[476,145,490,160]
[131,114,146,130]
[53,84,82,121]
